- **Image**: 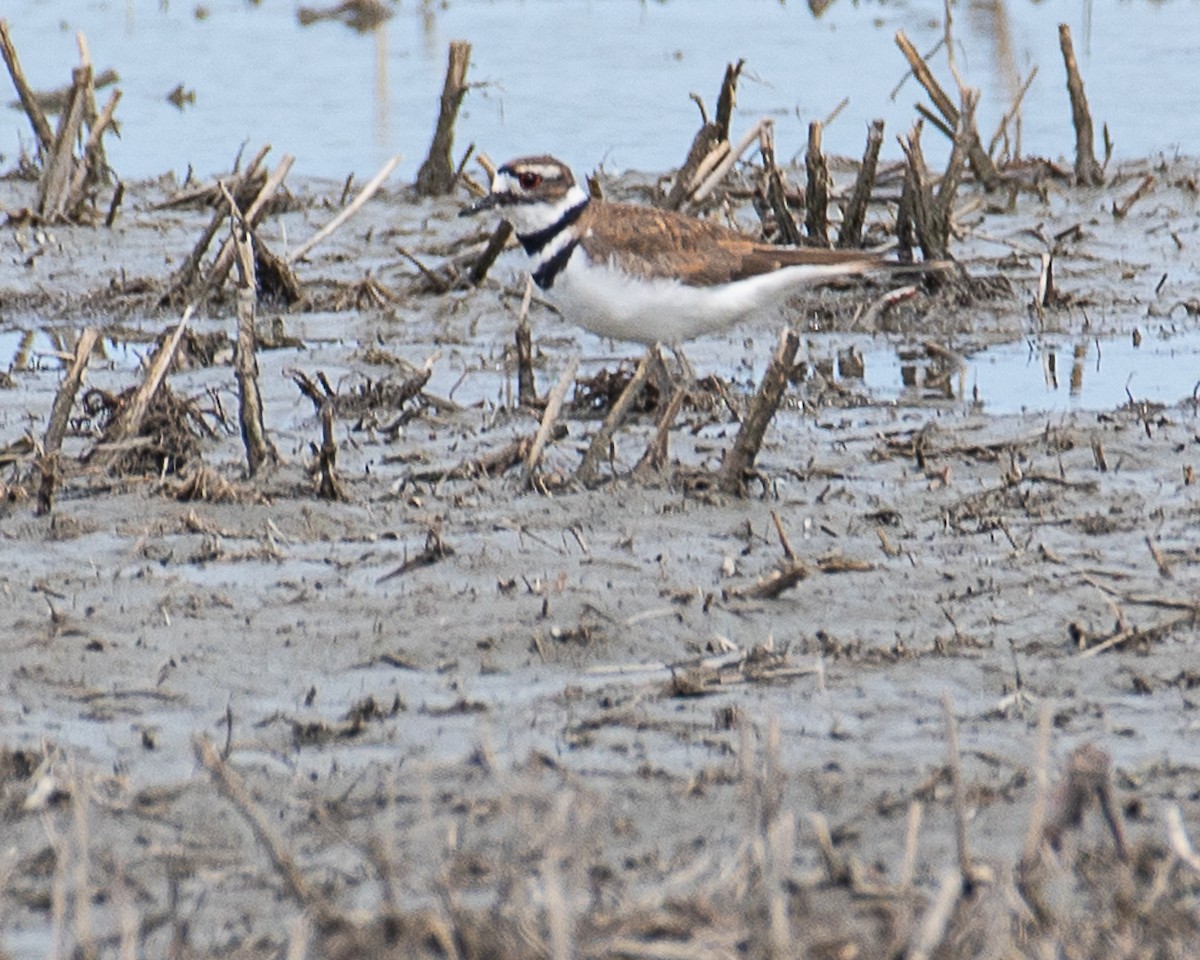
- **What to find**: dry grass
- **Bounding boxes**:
[4,706,1199,960]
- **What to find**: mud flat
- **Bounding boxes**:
[1,149,1199,958]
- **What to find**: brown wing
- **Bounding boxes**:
[578,202,885,286]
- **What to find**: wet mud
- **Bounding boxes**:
[1,159,1199,958]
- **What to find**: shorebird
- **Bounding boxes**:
[461,154,889,348]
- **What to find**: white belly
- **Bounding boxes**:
[544,254,848,347]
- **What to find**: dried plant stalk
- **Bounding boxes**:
[804,120,830,246]
[719,327,800,496]
[838,119,884,248]
[416,40,471,196]
[1059,23,1103,186]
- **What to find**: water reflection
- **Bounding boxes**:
[1070,340,1087,396]
[967,0,1023,156]
[896,342,961,401]
[7,323,1199,418]
[297,1,394,33]
[374,20,389,154]
[3,329,144,373]
[7,1,1197,180]
[861,328,1200,414]
[418,0,440,59]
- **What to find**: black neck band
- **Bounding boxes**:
[517,198,589,256]
[531,238,579,291]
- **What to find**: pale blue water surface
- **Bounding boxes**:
[3,1,1199,181]
[860,328,1200,414]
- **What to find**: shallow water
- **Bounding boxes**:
[4,0,1199,182]
[861,326,1200,414]
[0,328,145,372]
[9,322,1200,418]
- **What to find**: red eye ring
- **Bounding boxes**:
[518,171,542,190]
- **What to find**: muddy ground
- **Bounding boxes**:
[1,158,1199,959]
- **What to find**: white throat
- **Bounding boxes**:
[504,183,589,236]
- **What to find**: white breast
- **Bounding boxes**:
[545,252,849,347]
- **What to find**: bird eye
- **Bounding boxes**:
[518,171,542,190]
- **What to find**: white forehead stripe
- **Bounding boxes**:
[496,163,565,187]
[520,163,563,179]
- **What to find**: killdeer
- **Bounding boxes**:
[461,154,889,348]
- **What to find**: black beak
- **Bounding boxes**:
[459,193,498,217]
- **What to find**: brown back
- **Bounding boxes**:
[578,201,884,286]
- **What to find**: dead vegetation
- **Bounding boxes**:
[5,703,1198,960]
[0,17,1125,509]
[0,15,1180,539]
[1,21,122,225]
[2,13,1199,960]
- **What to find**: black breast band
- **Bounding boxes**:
[531,238,579,290]
[517,199,589,255]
